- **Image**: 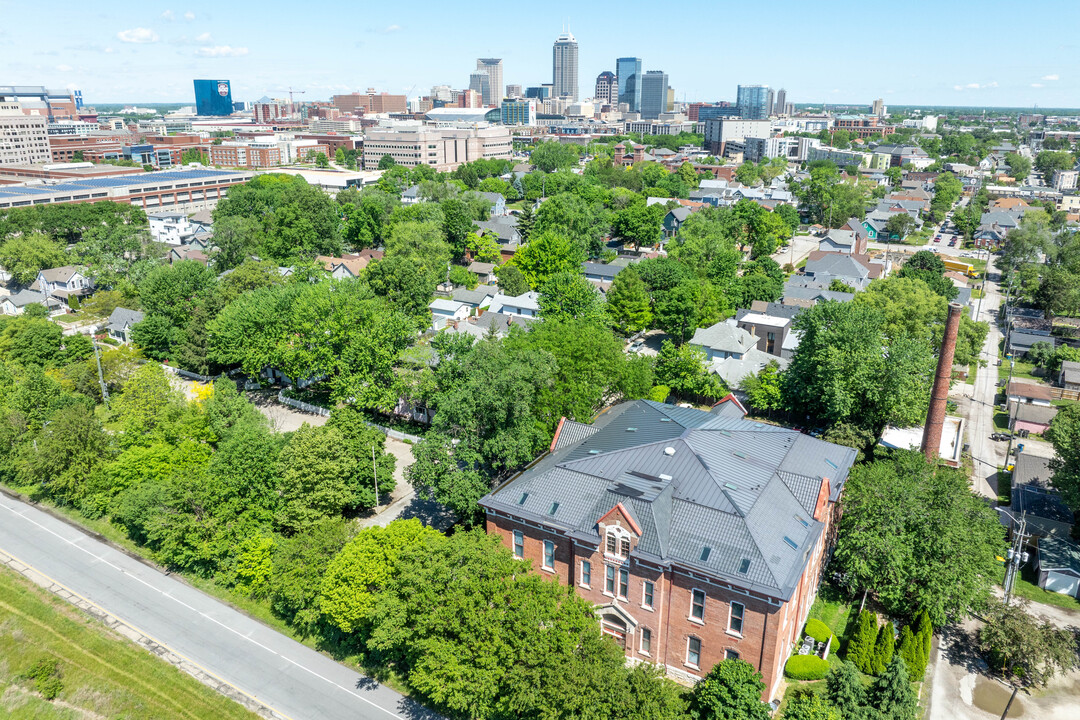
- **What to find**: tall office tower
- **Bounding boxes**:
[0,102,50,165]
[476,58,504,106]
[552,30,579,100]
[736,84,771,120]
[469,72,491,106]
[640,71,668,120]
[616,57,642,111]
[505,84,523,98]
[430,85,454,103]
[775,88,788,116]
[871,98,886,117]
[594,71,617,106]
[766,89,776,117]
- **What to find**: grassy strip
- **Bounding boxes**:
[966,364,978,386]
[0,562,258,720]
[1008,566,1080,613]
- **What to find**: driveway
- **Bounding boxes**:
[967,265,1005,500]
[773,234,818,268]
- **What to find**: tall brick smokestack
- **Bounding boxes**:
[921,302,963,460]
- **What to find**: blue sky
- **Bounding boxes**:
[2,0,1077,108]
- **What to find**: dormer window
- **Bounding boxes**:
[605,525,632,559]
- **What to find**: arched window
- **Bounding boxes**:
[605,525,632,559]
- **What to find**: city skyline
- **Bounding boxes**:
[2,0,1077,107]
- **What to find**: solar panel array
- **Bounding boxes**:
[0,169,243,201]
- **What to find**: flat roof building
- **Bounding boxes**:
[0,102,51,166]
[361,124,512,171]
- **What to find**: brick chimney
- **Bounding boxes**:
[921,302,963,460]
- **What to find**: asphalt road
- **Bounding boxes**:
[0,492,440,720]
[968,263,1005,500]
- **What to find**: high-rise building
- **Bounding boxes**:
[501,98,537,126]
[766,89,775,117]
[640,71,668,120]
[594,71,617,107]
[736,84,771,120]
[476,58,504,106]
[193,79,234,116]
[871,98,886,118]
[775,89,788,116]
[469,72,491,106]
[331,90,408,114]
[430,85,454,103]
[616,57,642,111]
[552,31,579,100]
[0,102,50,165]
[505,84,523,99]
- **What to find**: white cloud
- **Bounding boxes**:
[1031,83,1044,88]
[955,81,997,91]
[953,85,963,90]
[117,27,159,43]
[105,47,114,53]
[195,45,249,57]
[162,10,175,21]
[1042,74,1059,81]
[184,10,195,21]
[382,24,401,33]
[196,32,212,43]
[965,83,981,89]
[56,64,72,72]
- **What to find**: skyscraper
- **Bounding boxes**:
[766,89,775,117]
[616,57,642,111]
[736,84,771,120]
[476,58,504,106]
[640,71,668,120]
[775,88,788,116]
[594,71,617,106]
[193,79,233,116]
[469,73,491,106]
[552,31,579,100]
[871,98,886,117]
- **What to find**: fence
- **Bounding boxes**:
[274,390,422,443]
[161,365,216,383]
[1050,387,1080,402]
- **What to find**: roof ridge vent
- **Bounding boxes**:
[659,473,673,481]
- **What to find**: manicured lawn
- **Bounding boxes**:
[997,361,1040,382]
[807,583,857,645]
[0,563,258,720]
[992,410,1011,433]
[996,467,1012,505]
[966,365,978,385]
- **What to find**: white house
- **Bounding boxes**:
[148,211,212,246]
[104,307,145,344]
[429,298,470,330]
[1,289,47,316]
[488,290,540,318]
[33,266,92,309]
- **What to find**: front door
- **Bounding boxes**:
[601,613,627,649]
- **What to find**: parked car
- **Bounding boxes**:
[991,432,1012,441]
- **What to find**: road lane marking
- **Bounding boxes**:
[0,497,407,720]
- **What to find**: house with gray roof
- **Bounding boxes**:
[475,191,507,216]
[1036,537,1080,599]
[104,307,145,344]
[488,290,540,318]
[480,399,857,695]
[690,320,792,386]
[474,217,522,260]
[1059,360,1080,390]
[582,262,624,284]
[1,289,48,316]
[803,253,873,290]
[689,321,758,361]
[34,265,93,309]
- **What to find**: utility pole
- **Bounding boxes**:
[1003,512,1030,606]
[92,334,109,408]
[371,445,379,512]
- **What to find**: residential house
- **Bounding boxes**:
[104,307,145,344]
[467,261,498,285]
[782,279,855,305]
[1059,360,1080,391]
[428,298,470,330]
[147,210,212,246]
[318,254,372,279]
[735,312,796,359]
[451,286,496,311]
[1036,537,1080,599]
[33,266,92,309]
[1010,458,1073,541]
[1009,402,1058,435]
[582,262,624,287]
[802,252,881,291]
[401,185,422,205]
[479,399,858,698]
[169,247,210,266]
[474,217,522,261]
[1007,381,1053,407]
[442,310,534,341]
[1008,331,1054,357]
[663,207,692,238]
[0,289,47,316]
[817,229,865,255]
[689,320,791,386]
[477,192,507,216]
[488,290,540,318]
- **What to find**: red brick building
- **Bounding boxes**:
[831,116,896,139]
[480,399,856,699]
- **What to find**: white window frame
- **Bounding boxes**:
[690,588,706,623]
[618,567,629,600]
[604,565,616,596]
[640,627,652,656]
[605,525,632,560]
[580,559,592,588]
[542,540,555,571]
[728,601,745,636]
[642,580,654,610]
[512,529,524,559]
[686,636,701,669]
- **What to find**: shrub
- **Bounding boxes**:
[805,618,837,645]
[848,610,878,674]
[870,623,895,675]
[647,385,671,403]
[784,654,830,681]
[23,656,63,700]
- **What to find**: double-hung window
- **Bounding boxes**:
[729,602,745,634]
[605,565,616,594]
[581,560,592,587]
[691,589,706,621]
[542,540,554,570]
[643,581,654,609]
[687,636,701,668]
[512,530,524,559]
[640,628,652,655]
[618,568,629,599]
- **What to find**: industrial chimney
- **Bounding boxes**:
[921,302,963,460]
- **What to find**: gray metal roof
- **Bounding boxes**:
[481,400,856,600]
[105,307,144,331]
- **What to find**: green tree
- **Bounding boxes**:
[978,598,1077,687]
[129,315,179,361]
[1033,150,1075,179]
[606,266,653,335]
[1004,152,1031,180]
[138,260,217,328]
[494,263,530,295]
[654,282,700,344]
[833,451,1005,626]
[884,213,916,241]
[688,658,772,720]
[16,400,109,505]
[319,519,441,635]
[781,690,841,720]
[530,141,580,172]
[654,339,725,400]
[849,610,879,674]
[269,517,353,633]
[511,230,586,289]
[208,215,261,271]
[0,316,64,367]
[739,361,782,415]
[276,424,362,533]
[871,623,896,676]
[537,271,607,323]
[0,233,69,285]
[1047,403,1080,511]
[377,154,397,170]
[439,197,476,259]
[898,250,957,300]
[824,661,865,718]
[870,656,917,720]
[897,625,926,682]
[612,203,663,247]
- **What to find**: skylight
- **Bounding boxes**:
[733,450,747,459]
[795,515,809,527]
[518,492,528,505]
[626,427,638,432]
[783,536,798,550]
[825,458,838,469]
[549,502,559,515]
[724,482,738,490]
[738,558,751,574]
[700,547,711,562]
